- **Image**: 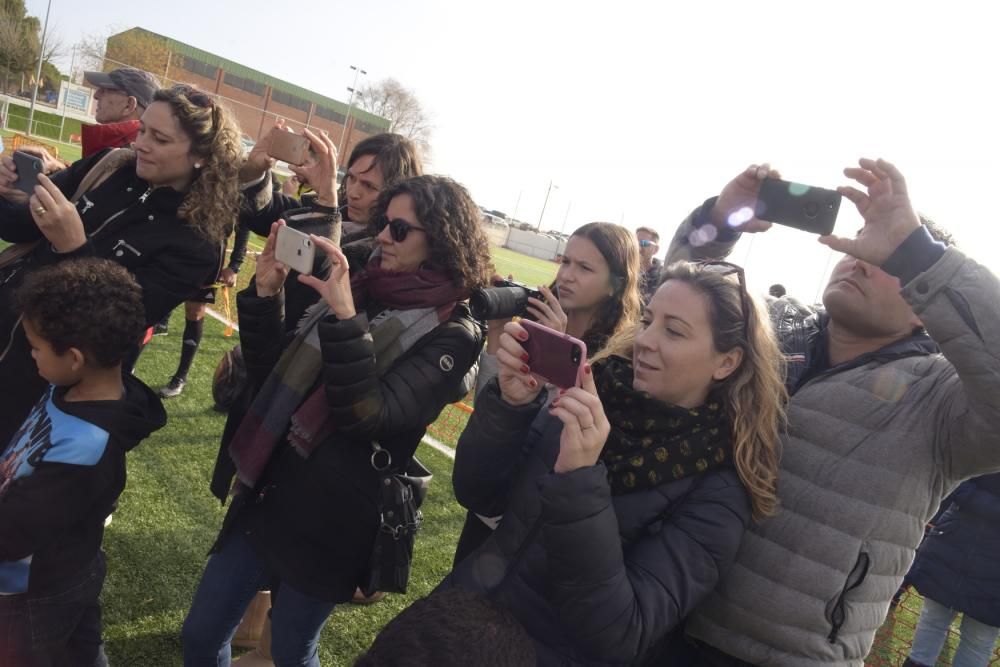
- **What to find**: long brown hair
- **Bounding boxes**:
[152,85,242,244]
[567,222,642,355]
[595,261,787,520]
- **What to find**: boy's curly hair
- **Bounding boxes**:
[14,259,146,368]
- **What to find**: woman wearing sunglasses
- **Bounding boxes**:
[0,83,241,445]
[455,221,643,563]
[444,261,786,665]
[183,175,491,667]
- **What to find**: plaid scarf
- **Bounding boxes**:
[594,355,732,495]
[229,259,466,488]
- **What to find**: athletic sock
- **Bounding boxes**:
[174,318,204,381]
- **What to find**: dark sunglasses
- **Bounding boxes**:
[697,261,751,335]
[376,215,426,243]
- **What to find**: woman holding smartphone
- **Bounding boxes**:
[456,221,643,562]
[0,83,241,445]
[182,175,491,667]
[445,261,786,665]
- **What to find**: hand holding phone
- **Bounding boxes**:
[520,319,587,389]
[12,151,44,196]
[755,178,842,236]
[274,225,316,275]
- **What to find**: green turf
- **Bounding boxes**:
[490,246,558,287]
[3,105,84,146]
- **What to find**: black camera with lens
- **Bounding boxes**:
[469,279,545,321]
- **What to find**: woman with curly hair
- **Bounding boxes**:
[183,175,491,667]
[445,260,786,665]
[456,221,642,563]
[0,83,242,443]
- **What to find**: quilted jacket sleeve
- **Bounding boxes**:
[453,379,547,517]
[664,196,742,265]
[538,465,751,663]
[318,307,484,460]
[236,286,290,388]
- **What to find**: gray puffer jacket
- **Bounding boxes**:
[668,201,1000,666]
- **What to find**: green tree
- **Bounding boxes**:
[0,0,40,93]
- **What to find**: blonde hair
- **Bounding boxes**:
[153,85,243,244]
[594,261,787,520]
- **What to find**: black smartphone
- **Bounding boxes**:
[755,178,842,236]
[12,151,44,196]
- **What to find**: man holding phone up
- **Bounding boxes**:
[665,159,1000,666]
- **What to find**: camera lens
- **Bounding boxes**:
[570,346,581,364]
[803,202,819,218]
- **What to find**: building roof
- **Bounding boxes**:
[109,27,390,130]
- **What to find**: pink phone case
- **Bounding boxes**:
[520,320,587,389]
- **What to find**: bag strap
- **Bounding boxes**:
[69,147,136,204]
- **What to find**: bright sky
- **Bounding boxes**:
[27,0,1000,300]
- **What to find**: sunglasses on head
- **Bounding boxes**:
[173,84,213,109]
[697,260,751,335]
[376,215,426,243]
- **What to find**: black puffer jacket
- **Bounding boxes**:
[215,287,484,602]
[0,149,221,444]
[446,381,751,666]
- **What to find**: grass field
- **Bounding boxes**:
[2,105,84,146]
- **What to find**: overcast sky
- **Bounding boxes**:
[27,0,1000,298]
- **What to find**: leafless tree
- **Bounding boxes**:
[354,78,433,156]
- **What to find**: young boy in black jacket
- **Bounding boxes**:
[0,258,166,666]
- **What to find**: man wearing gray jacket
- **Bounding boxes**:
[666,159,1000,666]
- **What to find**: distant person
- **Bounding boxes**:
[768,283,786,298]
[355,589,537,667]
[0,258,166,666]
[636,225,662,301]
[0,84,242,445]
[22,68,161,174]
[156,223,252,398]
[902,473,1000,667]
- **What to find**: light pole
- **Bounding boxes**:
[27,0,53,137]
[337,65,367,161]
[536,180,558,231]
[561,201,572,234]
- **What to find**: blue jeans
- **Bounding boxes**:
[182,532,336,667]
[909,596,1000,667]
[0,553,108,667]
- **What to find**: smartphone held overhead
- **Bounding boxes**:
[274,225,315,275]
[755,178,842,236]
[12,151,44,196]
[267,131,311,166]
[520,320,587,389]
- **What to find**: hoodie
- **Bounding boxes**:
[0,373,165,594]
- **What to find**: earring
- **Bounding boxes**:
[194,162,202,169]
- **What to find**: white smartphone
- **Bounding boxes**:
[274,225,315,275]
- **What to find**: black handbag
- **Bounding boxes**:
[360,442,432,596]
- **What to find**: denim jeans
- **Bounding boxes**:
[0,552,109,667]
[909,596,1000,667]
[182,532,336,667]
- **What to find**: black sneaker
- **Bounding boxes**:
[153,322,170,336]
[158,376,186,398]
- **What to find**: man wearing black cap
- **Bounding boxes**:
[79,67,159,158]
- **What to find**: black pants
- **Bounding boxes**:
[0,553,109,667]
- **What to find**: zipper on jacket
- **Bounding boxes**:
[828,549,871,643]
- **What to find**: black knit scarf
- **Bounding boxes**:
[594,355,733,495]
